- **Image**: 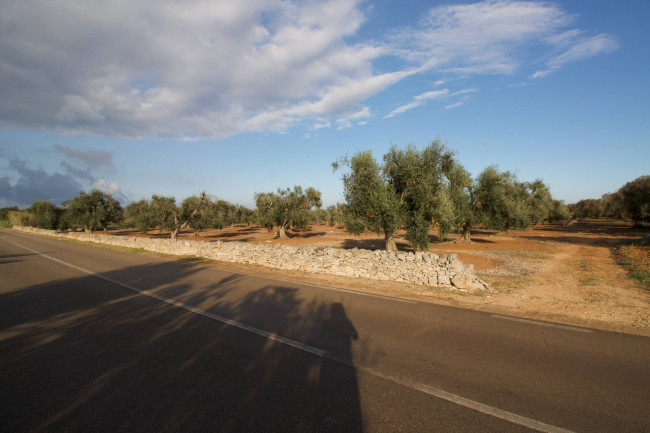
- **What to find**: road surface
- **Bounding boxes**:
[1,229,648,432]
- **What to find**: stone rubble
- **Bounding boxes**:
[13,226,490,292]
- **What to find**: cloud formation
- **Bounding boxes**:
[0,158,85,208]
[0,146,128,208]
[0,0,617,139]
[52,145,114,167]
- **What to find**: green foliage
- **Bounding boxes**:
[526,179,553,226]
[383,139,458,250]
[620,175,650,224]
[548,199,570,221]
[125,193,249,237]
[125,199,152,234]
[147,193,210,239]
[148,195,179,233]
[601,192,625,219]
[0,206,19,220]
[234,205,257,225]
[447,164,474,238]
[335,151,403,250]
[254,186,321,237]
[571,199,604,219]
[0,220,11,228]
[325,203,346,226]
[63,190,122,233]
[570,175,649,224]
[431,186,455,242]
[475,166,531,232]
[27,200,61,229]
[8,210,29,226]
[184,195,232,233]
[336,142,565,248]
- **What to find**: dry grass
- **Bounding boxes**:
[615,242,650,289]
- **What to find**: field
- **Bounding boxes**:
[107,219,650,334]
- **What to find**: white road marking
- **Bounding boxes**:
[3,235,575,433]
[492,314,593,333]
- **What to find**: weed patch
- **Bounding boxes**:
[0,220,12,229]
[614,241,650,289]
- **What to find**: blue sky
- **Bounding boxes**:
[1,0,648,209]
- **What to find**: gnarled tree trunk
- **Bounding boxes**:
[385,233,397,252]
[455,223,471,244]
[274,226,289,239]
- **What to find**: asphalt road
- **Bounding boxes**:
[1,229,648,433]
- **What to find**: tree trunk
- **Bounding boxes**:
[171,228,179,240]
[275,226,288,239]
[385,233,397,252]
[455,224,472,244]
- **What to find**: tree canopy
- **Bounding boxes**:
[336,142,566,249]
[63,189,122,233]
[255,186,322,238]
[620,175,650,225]
[383,140,459,250]
[334,150,403,251]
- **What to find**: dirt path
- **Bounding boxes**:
[478,240,649,330]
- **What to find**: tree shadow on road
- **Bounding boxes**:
[0,259,363,433]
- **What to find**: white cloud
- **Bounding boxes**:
[533,32,618,78]
[94,178,130,204]
[390,0,573,75]
[0,0,618,139]
[531,70,553,79]
[391,0,617,83]
[384,89,450,118]
[445,102,464,109]
[385,86,478,117]
[0,0,383,138]
[550,33,618,67]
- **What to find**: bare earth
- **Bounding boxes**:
[107,220,649,335]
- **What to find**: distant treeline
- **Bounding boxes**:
[2,139,573,252]
[569,176,650,225]
[1,190,347,240]
[5,141,645,251]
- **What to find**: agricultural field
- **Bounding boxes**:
[104,218,650,335]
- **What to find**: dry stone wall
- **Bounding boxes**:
[13,227,490,292]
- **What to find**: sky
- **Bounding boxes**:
[1,0,648,209]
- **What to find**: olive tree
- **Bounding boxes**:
[601,192,625,220]
[474,166,531,233]
[382,140,458,250]
[254,186,322,239]
[334,151,403,252]
[620,175,650,225]
[63,189,122,233]
[447,164,475,244]
[526,179,553,226]
[326,203,346,227]
[124,199,152,234]
[27,200,61,229]
[572,199,603,219]
[148,193,208,240]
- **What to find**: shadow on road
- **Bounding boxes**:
[0,260,363,432]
